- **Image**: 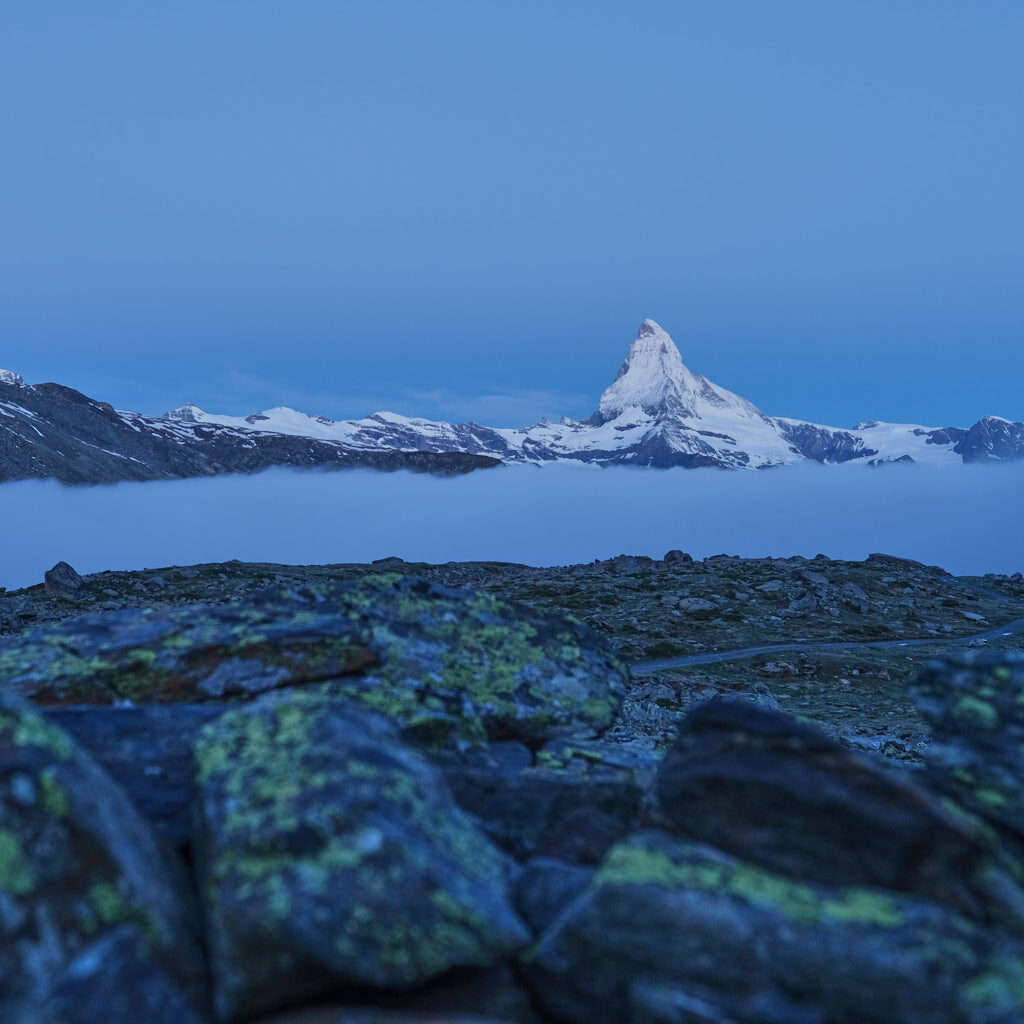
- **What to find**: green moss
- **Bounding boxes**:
[964,958,1024,1011]
[39,768,70,818]
[952,696,999,730]
[0,710,74,760]
[598,845,902,927]
[89,881,129,922]
[0,829,34,895]
[86,881,159,943]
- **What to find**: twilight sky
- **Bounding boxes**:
[2,2,1022,428]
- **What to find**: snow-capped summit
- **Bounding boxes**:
[142,317,1012,471]
[0,369,26,387]
[165,403,206,422]
[597,320,765,425]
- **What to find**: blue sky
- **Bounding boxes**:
[2,2,1021,428]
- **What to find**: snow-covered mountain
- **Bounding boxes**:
[160,319,1022,471]
[1,319,1021,484]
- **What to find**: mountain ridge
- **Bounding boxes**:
[2,320,1022,483]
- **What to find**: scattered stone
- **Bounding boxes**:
[662,550,693,565]
[867,553,947,576]
[43,561,90,602]
[755,661,799,678]
[956,610,988,623]
[787,590,818,614]
[798,569,830,587]
[840,581,870,613]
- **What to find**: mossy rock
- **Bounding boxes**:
[912,654,1024,839]
[654,698,1024,927]
[194,691,530,1022]
[523,831,1023,1024]
[0,692,205,1022]
[0,575,628,747]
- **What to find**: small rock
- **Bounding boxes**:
[44,561,90,602]
[756,580,785,593]
[662,550,693,565]
[956,610,988,623]
[755,661,799,678]
[787,590,818,613]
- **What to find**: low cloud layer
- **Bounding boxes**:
[2,462,1022,591]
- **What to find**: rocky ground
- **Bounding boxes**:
[2,552,1024,1022]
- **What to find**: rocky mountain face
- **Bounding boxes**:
[2,320,1020,482]
[954,416,1024,463]
[0,375,498,484]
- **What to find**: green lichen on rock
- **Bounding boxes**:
[195,690,530,1022]
[0,707,74,758]
[962,956,1024,1018]
[525,831,998,1024]
[597,842,902,927]
[0,599,377,706]
[912,654,1024,838]
[325,575,628,744]
[0,575,625,748]
[0,828,33,895]
[0,692,205,1021]
[953,695,1000,730]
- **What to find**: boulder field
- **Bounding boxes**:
[2,571,1024,1022]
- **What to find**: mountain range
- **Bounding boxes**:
[1,321,1021,484]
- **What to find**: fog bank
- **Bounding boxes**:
[1,463,1021,591]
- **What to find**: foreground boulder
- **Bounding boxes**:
[0,692,206,1023]
[912,653,1024,838]
[194,692,530,1022]
[45,704,226,847]
[524,831,1024,1024]
[655,699,1024,926]
[445,764,642,864]
[1,575,627,745]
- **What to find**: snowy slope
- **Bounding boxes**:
[152,320,1017,469]
[159,321,809,469]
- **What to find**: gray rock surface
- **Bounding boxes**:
[0,692,205,1023]
[44,561,89,602]
[194,694,529,1021]
[523,831,1024,1024]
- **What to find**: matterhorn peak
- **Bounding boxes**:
[595,319,768,428]
[0,369,26,387]
[597,320,700,420]
[637,318,666,338]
